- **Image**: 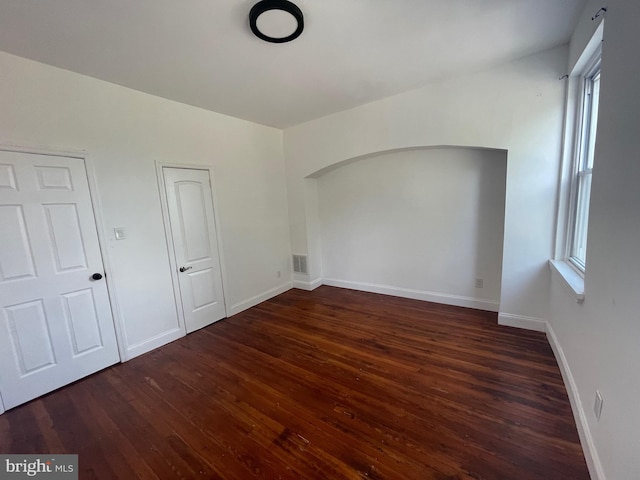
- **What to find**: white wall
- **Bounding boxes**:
[284,45,567,322]
[317,147,506,310]
[0,51,292,359]
[548,1,640,479]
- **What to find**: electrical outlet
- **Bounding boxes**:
[475,278,483,289]
[277,270,281,278]
[594,390,603,420]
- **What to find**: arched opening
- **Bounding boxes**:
[307,146,507,311]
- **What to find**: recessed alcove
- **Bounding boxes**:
[305,146,507,310]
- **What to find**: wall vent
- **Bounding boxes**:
[292,254,308,274]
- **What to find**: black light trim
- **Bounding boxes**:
[249,0,304,44]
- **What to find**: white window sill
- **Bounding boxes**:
[549,259,585,303]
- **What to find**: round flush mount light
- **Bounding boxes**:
[249,0,304,43]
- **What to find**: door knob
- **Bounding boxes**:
[91,273,103,280]
[179,266,193,273]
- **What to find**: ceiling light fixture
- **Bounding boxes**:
[249,0,304,44]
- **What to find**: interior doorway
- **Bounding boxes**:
[0,148,120,410]
[159,166,227,333]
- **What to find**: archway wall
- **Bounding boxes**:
[283,45,568,321]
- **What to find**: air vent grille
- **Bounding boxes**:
[292,254,308,274]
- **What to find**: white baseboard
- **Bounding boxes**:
[293,277,323,291]
[322,278,499,312]
[125,327,183,361]
[227,281,293,316]
[497,312,547,332]
[546,323,605,480]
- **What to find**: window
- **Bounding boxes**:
[567,53,601,272]
[551,27,602,299]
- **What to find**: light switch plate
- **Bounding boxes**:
[114,227,126,240]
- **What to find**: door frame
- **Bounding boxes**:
[0,143,127,361]
[155,162,230,334]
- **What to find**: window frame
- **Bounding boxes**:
[564,48,602,274]
[551,22,603,301]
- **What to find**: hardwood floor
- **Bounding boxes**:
[0,286,589,479]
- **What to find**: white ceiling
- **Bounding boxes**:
[0,0,586,128]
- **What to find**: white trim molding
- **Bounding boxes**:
[546,323,605,480]
[497,312,547,332]
[293,277,323,291]
[323,278,499,312]
[228,282,293,317]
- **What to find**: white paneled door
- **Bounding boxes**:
[163,168,226,333]
[0,150,119,410]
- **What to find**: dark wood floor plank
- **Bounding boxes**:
[0,286,589,479]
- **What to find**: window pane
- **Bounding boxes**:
[586,73,600,169]
[571,172,592,267]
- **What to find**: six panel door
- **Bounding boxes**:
[0,150,120,410]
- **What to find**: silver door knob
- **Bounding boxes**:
[179,266,192,273]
